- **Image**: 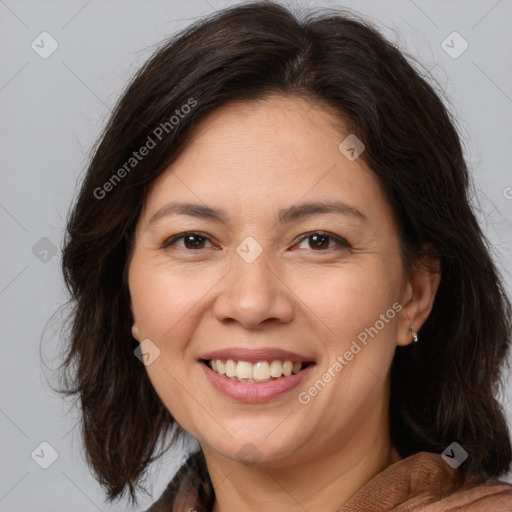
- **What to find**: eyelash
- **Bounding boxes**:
[162,231,351,252]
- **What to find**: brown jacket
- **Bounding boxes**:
[146,450,512,511]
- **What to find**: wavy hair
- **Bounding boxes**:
[59,0,512,504]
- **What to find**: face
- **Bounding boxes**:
[128,95,419,469]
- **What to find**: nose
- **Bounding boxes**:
[212,250,295,328]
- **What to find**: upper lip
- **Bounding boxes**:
[200,347,314,364]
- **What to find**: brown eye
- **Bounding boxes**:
[307,233,330,250]
[163,232,213,250]
[296,232,350,251]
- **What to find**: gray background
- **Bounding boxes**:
[1,0,511,510]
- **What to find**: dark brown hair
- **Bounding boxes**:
[59,0,512,505]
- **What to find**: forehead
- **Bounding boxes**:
[141,95,395,232]
[180,94,348,172]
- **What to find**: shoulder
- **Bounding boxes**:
[144,450,213,512]
[341,451,512,511]
[432,478,512,511]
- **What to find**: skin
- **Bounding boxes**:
[128,94,441,511]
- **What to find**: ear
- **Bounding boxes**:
[397,249,441,347]
[132,323,141,342]
[128,290,141,343]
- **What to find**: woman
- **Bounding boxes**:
[59,2,512,511]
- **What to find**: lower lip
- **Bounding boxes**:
[200,362,314,403]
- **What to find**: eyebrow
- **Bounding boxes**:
[147,200,368,227]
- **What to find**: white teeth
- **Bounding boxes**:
[270,360,283,378]
[253,361,270,381]
[209,358,306,382]
[225,359,237,377]
[236,361,253,380]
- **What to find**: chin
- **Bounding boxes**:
[200,425,308,468]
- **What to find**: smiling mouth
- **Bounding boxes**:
[201,359,314,383]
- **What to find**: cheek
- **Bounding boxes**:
[294,264,400,426]
[293,260,402,409]
[129,259,208,433]
[129,258,209,341]
[293,259,400,340]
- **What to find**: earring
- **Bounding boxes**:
[410,325,418,343]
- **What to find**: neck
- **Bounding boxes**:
[204,401,399,512]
